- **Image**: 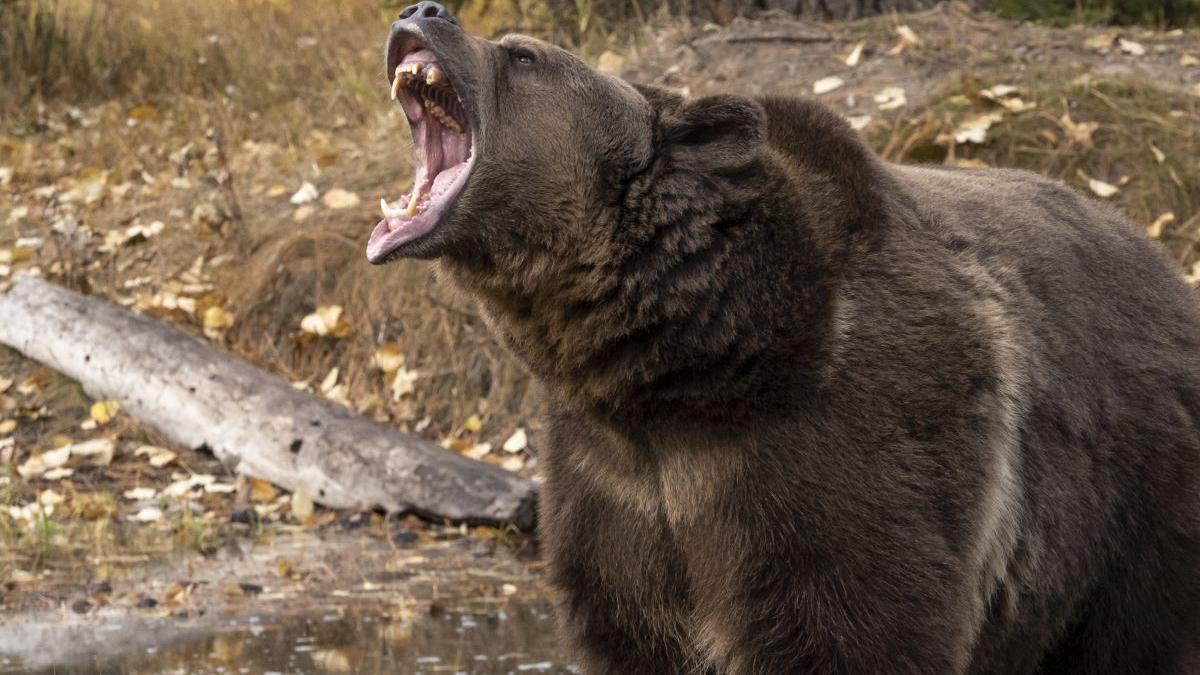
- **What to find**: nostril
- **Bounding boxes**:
[397,1,455,23]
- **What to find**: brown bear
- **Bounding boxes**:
[370,3,1200,673]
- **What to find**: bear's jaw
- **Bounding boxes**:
[369,35,476,264]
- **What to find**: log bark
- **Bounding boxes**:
[0,277,537,529]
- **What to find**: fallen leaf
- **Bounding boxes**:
[249,477,277,503]
[812,76,845,95]
[501,455,524,472]
[293,204,316,222]
[372,343,405,373]
[67,438,115,467]
[90,400,120,425]
[980,84,1020,99]
[266,184,288,197]
[292,485,314,521]
[127,105,158,122]
[29,446,73,478]
[1083,173,1120,198]
[1182,54,1199,67]
[952,112,1004,145]
[1117,38,1145,56]
[300,305,349,337]
[887,25,923,55]
[1147,212,1175,238]
[1059,114,1100,146]
[391,366,418,400]
[842,41,865,67]
[501,583,518,596]
[128,507,163,523]
[0,419,15,435]
[464,443,492,459]
[123,487,158,501]
[846,115,872,131]
[322,188,360,210]
[39,489,64,507]
[134,445,177,468]
[1084,30,1119,50]
[1149,142,1166,164]
[290,182,319,205]
[874,87,907,111]
[502,428,528,453]
[320,367,340,394]
[163,474,214,498]
[202,306,235,337]
[43,467,74,480]
[310,649,353,673]
[463,415,483,433]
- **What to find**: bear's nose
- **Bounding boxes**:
[398,1,458,24]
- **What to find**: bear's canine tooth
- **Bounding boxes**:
[401,193,421,217]
[390,74,404,101]
[381,198,404,218]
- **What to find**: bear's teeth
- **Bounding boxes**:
[425,65,444,85]
[423,98,462,133]
[381,198,405,219]
[402,193,421,217]
[390,73,405,101]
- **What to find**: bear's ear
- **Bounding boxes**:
[659,93,765,167]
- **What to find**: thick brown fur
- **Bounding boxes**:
[383,12,1200,674]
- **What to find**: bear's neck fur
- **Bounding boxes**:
[445,92,899,426]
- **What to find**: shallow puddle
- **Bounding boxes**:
[11,603,571,674]
[0,530,574,674]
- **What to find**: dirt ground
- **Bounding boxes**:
[1,3,1199,669]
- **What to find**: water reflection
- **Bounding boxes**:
[13,600,572,674]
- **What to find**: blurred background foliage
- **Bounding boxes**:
[3,0,1197,114]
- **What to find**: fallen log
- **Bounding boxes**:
[0,276,537,529]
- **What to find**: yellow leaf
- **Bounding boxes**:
[372,343,405,373]
[0,419,15,435]
[300,305,348,337]
[463,414,483,433]
[1149,142,1166,164]
[202,306,234,331]
[127,105,158,122]
[292,485,314,522]
[842,41,865,67]
[1147,212,1176,239]
[502,428,528,453]
[390,366,418,400]
[249,477,277,503]
[90,400,120,425]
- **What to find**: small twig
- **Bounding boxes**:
[205,127,244,227]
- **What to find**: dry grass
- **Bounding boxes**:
[872,71,1200,267]
[1,0,385,123]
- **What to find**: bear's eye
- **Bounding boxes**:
[510,48,536,66]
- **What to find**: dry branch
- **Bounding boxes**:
[0,277,537,529]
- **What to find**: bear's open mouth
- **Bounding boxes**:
[368,36,475,262]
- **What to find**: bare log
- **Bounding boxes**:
[0,277,537,529]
